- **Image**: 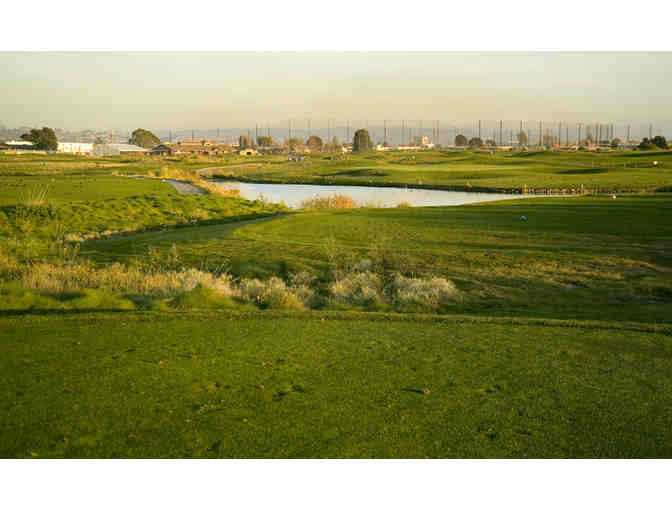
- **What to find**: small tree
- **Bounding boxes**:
[307,135,323,152]
[352,129,374,152]
[468,137,483,148]
[485,138,496,146]
[130,128,160,148]
[611,138,621,149]
[651,135,668,149]
[518,130,528,146]
[454,134,468,147]
[20,127,58,151]
[256,136,274,147]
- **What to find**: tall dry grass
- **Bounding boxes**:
[300,194,358,210]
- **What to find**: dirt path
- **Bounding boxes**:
[163,179,206,195]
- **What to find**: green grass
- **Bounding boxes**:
[84,194,672,324]
[1,312,670,458]
[0,173,284,260]
[2,151,672,458]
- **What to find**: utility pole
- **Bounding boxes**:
[539,120,543,147]
[384,120,387,146]
[578,123,582,146]
[649,124,653,139]
[566,126,569,147]
[478,120,481,140]
[255,124,258,145]
[558,122,561,146]
[627,125,631,143]
[499,120,503,146]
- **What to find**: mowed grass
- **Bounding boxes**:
[84,194,672,323]
[1,312,670,458]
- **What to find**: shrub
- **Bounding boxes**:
[329,271,383,306]
[392,274,461,311]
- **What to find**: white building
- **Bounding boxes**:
[6,140,34,146]
[92,143,148,156]
[58,142,94,154]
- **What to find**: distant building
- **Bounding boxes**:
[58,142,94,155]
[238,148,259,156]
[149,144,175,156]
[162,141,231,155]
[92,143,148,156]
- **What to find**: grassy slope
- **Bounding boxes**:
[85,195,672,323]
[1,313,670,458]
[0,173,283,257]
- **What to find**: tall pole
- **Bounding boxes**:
[384,120,387,146]
[627,125,631,143]
[578,123,582,146]
[499,120,503,146]
[478,120,481,140]
[649,124,653,139]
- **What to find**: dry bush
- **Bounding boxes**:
[300,194,358,210]
[329,271,383,306]
[396,201,411,208]
[392,274,461,308]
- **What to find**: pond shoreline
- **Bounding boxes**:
[207,175,663,196]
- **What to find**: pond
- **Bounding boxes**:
[212,181,527,209]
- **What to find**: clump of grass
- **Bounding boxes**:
[300,194,358,210]
[396,201,411,208]
[392,273,461,312]
[21,183,52,206]
[239,276,307,310]
[329,271,384,308]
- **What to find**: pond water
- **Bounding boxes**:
[212,181,527,209]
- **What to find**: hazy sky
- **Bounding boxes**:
[2,52,671,131]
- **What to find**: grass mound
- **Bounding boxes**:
[167,284,245,310]
[0,285,135,311]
